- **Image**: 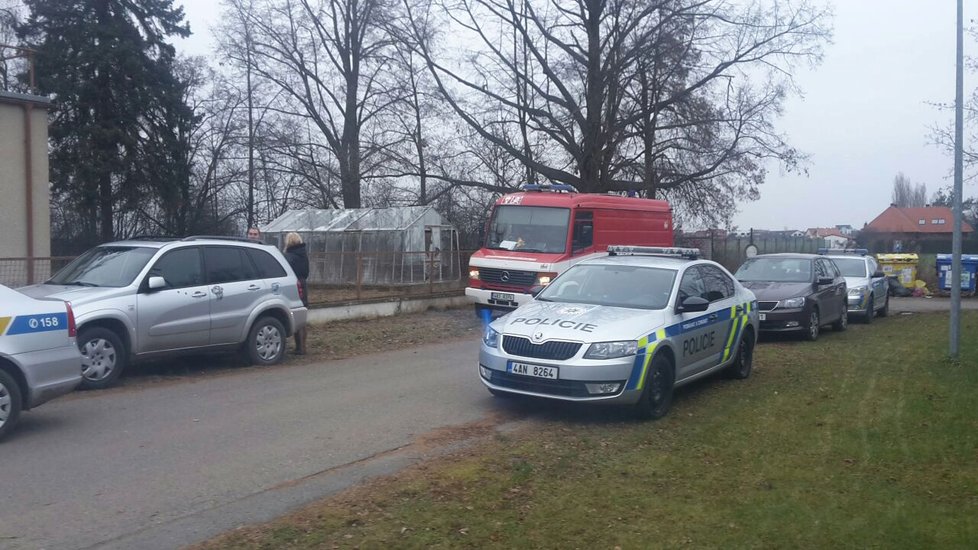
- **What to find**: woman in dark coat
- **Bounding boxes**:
[283,232,309,354]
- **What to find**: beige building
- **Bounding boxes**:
[0,91,50,263]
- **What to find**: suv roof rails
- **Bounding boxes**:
[607,245,700,259]
[519,183,579,193]
[127,235,179,241]
[818,247,868,256]
[181,235,262,243]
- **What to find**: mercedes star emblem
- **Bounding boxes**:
[500,271,511,282]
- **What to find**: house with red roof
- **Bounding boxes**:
[805,227,849,248]
[861,205,974,252]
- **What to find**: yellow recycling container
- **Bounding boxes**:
[876,253,919,288]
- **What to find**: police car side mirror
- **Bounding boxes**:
[677,296,709,313]
[148,276,166,291]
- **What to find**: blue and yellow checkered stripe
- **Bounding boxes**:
[625,300,755,391]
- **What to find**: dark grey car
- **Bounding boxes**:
[734,253,848,341]
[20,237,308,389]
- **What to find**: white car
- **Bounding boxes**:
[479,246,759,419]
[820,250,889,322]
[0,284,82,440]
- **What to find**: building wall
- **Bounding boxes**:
[0,96,50,258]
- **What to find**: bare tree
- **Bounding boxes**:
[891,172,927,208]
[405,0,830,223]
[221,0,399,209]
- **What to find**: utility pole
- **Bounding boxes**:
[950,0,964,358]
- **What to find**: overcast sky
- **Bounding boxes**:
[175,1,978,232]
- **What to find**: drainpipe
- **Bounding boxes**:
[23,101,35,284]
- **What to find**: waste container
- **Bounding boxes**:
[936,254,978,292]
[877,253,919,288]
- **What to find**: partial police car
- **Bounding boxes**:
[0,284,82,440]
[479,246,759,419]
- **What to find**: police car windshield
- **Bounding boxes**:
[486,206,569,253]
[735,257,812,283]
[832,258,868,278]
[537,264,676,309]
[49,246,157,287]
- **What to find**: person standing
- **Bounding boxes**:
[247,227,261,241]
[283,232,310,354]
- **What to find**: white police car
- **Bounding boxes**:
[0,284,82,440]
[479,246,759,419]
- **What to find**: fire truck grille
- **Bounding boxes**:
[479,268,537,287]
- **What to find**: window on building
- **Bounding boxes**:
[918,219,926,225]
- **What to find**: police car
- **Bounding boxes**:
[0,283,82,440]
[479,246,759,419]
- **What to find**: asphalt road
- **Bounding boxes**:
[0,336,498,550]
[889,296,978,313]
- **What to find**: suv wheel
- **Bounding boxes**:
[0,369,23,440]
[247,317,286,365]
[878,294,890,317]
[634,353,675,420]
[78,327,126,390]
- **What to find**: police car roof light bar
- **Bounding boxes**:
[818,247,869,256]
[519,183,579,193]
[608,245,700,259]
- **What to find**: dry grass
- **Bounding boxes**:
[195,312,978,549]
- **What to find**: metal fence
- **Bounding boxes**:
[675,236,830,272]
[0,252,475,304]
[0,257,75,287]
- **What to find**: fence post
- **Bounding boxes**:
[428,251,434,295]
[356,251,363,301]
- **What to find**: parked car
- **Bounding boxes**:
[0,284,82,440]
[734,253,848,341]
[20,237,308,389]
[819,249,889,322]
[479,246,759,420]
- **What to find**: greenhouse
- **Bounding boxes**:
[261,206,461,286]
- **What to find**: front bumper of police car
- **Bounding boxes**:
[478,325,647,404]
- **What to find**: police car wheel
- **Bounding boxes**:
[878,294,890,317]
[725,329,755,380]
[806,310,820,342]
[0,368,24,440]
[634,354,674,421]
[863,295,874,324]
[833,307,848,332]
[78,327,126,390]
[247,316,286,366]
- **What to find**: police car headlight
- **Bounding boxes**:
[483,326,500,348]
[848,286,867,296]
[584,341,638,360]
[780,297,806,309]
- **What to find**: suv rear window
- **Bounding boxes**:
[204,247,257,284]
[246,248,287,279]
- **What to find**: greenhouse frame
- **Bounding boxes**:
[261,206,462,286]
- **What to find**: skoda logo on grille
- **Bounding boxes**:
[531,331,545,343]
[500,271,511,282]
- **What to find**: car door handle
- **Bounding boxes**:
[192,291,207,298]
[248,285,261,291]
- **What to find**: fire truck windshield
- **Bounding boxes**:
[486,206,570,253]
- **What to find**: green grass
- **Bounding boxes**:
[199,312,978,549]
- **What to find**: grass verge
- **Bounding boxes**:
[197,312,978,548]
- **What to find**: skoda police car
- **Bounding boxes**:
[479,246,759,419]
[0,283,82,440]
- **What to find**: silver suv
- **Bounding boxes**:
[20,237,308,389]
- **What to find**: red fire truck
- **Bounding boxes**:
[466,184,674,315]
